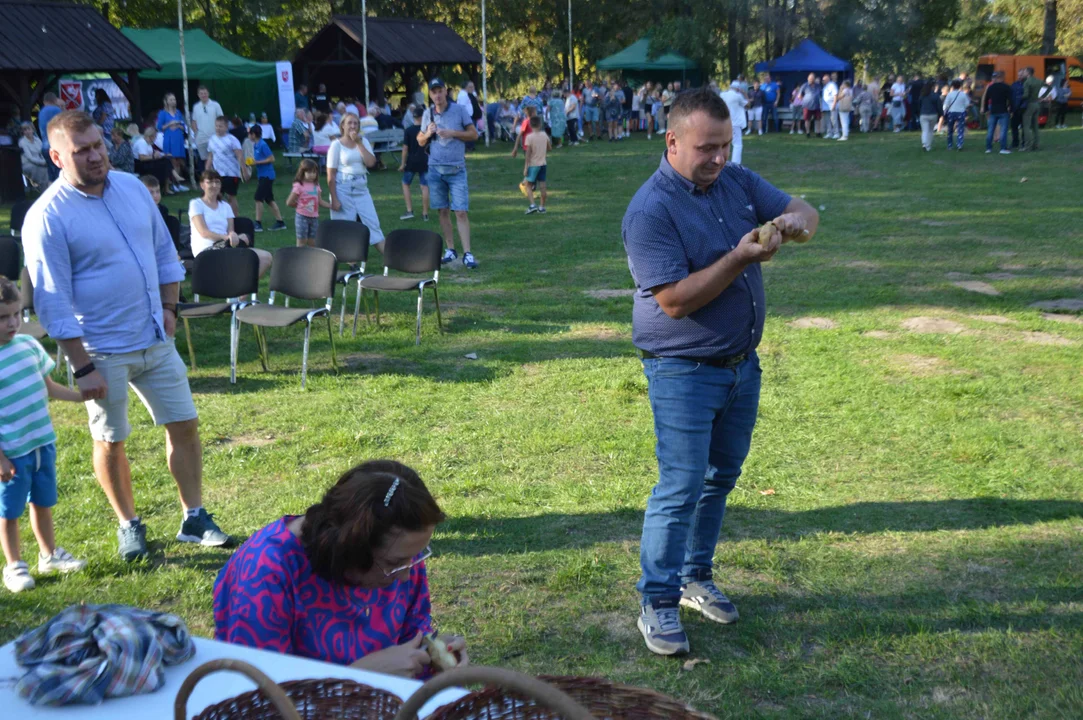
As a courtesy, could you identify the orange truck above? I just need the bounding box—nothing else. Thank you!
[976,54,1083,107]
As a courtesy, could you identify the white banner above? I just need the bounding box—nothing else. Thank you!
[276,61,295,131]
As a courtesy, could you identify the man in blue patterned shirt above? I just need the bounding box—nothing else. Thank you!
[622,86,819,656]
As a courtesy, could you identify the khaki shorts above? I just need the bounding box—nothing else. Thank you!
[86,342,197,442]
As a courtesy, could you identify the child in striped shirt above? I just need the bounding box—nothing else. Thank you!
[0,276,87,593]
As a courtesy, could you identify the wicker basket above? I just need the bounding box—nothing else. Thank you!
[174,658,404,720]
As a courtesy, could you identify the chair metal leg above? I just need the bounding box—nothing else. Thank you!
[415,289,424,346]
[301,321,311,389]
[326,314,338,371]
[352,279,364,337]
[182,317,197,369]
[229,312,239,384]
[254,325,270,371]
[374,291,380,326]
[67,360,73,390]
[338,284,347,336]
[432,285,443,332]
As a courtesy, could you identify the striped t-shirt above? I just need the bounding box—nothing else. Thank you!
[0,335,56,459]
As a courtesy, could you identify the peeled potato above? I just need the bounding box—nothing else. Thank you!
[422,633,459,671]
[757,221,777,245]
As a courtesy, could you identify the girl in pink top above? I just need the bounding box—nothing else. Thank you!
[286,159,330,247]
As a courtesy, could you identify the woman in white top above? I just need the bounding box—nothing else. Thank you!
[258,112,276,144]
[942,79,970,150]
[311,112,340,153]
[326,113,385,251]
[133,125,178,195]
[18,122,48,188]
[889,76,908,132]
[189,168,273,277]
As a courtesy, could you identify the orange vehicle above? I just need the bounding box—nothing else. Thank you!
[976,54,1083,108]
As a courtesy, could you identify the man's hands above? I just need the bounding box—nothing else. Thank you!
[771,212,811,243]
[735,228,781,266]
[1,455,15,482]
[75,369,108,402]
[350,632,431,678]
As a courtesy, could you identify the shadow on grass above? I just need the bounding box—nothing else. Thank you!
[437,499,1083,555]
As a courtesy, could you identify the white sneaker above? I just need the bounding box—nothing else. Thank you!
[4,562,35,592]
[38,547,87,575]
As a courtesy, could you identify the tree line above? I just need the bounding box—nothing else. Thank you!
[85,0,1081,93]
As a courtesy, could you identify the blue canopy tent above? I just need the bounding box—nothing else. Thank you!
[754,39,853,106]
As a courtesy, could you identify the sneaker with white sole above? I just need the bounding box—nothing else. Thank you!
[462,252,478,269]
[400,211,415,220]
[680,579,739,624]
[3,562,35,593]
[38,547,87,575]
[638,599,689,656]
[271,220,288,232]
[441,248,458,265]
[117,519,149,561]
[1000,150,1011,155]
[177,509,231,547]
[526,205,539,214]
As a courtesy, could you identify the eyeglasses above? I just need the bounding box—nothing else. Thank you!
[378,545,432,577]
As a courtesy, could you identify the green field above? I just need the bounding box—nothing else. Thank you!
[3,123,1082,719]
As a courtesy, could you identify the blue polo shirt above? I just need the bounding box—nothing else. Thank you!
[622,154,791,359]
[253,140,275,179]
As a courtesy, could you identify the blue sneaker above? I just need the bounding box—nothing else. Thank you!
[462,252,478,269]
[637,599,689,656]
[177,509,231,547]
[117,519,148,562]
[680,579,739,624]
[441,248,458,265]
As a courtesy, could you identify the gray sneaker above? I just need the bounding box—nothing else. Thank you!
[177,509,231,547]
[117,520,148,562]
[637,600,690,656]
[680,580,739,624]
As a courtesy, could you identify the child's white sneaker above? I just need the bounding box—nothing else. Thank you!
[4,562,35,592]
[38,547,87,575]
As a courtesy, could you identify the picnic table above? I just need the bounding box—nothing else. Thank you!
[0,635,468,718]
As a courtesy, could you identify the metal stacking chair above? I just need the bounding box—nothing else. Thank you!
[314,219,370,337]
[177,248,261,382]
[357,229,443,345]
[235,246,338,389]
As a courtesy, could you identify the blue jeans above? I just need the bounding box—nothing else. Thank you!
[765,104,779,132]
[946,111,966,148]
[985,113,1009,151]
[638,354,761,604]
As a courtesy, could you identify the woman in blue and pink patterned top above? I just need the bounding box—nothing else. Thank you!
[213,460,467,678]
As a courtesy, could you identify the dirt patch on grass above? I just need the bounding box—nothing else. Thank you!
[968,315,1014,325]
[447,275,484,284]
[583,611,637,641]
[988,251,1018,258]
[921,220,952,227]
[213,434,275,448]
[1030,299,1083,312]
[567,324,628,340]
[862,330,895,339]
[888,354,952,376]
[901,317,966,334]
[984,273,1020,281]
[843,260,880,271]
[1042,313,1083,325]
[952,280,1001,296]
[1018,331,1076,346]
[788,317,839,330]
[583,289,636,299]
[999,264,1027,271]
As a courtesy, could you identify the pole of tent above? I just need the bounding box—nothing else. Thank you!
[177,0,195,185]
[362,0,369,108]
[482,0,489,147]
[568,0,573,92]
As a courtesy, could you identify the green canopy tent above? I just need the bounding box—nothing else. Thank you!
[595,38,702,87]
[121,28,277,125]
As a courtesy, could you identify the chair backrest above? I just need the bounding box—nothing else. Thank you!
[19,266,34,312]
[383,229,443,275]
[165,215,182,250]
[234,216,256,246]
[0,237,20,282]
[269,246,337,300]
[315,219,370,266]
[190,248,261,300]
[9,200,32,236]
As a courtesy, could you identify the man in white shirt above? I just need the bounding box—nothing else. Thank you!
[457,84,473,114]
[719,81,748,165]
[821,74,839,139]
[889,76,908,132]
[191,85,224,164]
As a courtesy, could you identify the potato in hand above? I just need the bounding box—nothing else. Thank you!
[757,221,777,245]
[422,632,460,671]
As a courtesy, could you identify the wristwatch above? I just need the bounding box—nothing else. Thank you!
[162,303,178,316]
[73,362,96,379]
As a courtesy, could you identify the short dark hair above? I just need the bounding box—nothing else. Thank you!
[248,124,263,138]
[529,115,542,129]
[668,86,730,135]
[140,174,160,189]
[200,168,222,183]
[47,110,96,145]
[215,115,228,124]
[951,79,962,89]
[301,460,446,582]
[0,275,18,305]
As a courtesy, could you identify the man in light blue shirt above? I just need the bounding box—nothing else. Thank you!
[22,110,231,562]
[419,78,479,269]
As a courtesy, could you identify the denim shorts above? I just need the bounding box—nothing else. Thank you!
[582,106,600,123]
[0,443,57,519]
[402,171,429,187]
[427,165,469,212]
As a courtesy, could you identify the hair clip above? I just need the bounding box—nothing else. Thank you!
[383,477,401,507]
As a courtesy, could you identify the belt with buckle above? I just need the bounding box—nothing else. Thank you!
[638,349,748,369]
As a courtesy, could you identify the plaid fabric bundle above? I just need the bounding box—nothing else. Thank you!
[14,604,196,706]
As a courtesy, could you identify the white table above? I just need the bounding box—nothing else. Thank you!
[0,636,468,718]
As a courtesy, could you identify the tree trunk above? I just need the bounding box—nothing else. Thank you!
[1041,0,1057,54]
[727,7,740,81]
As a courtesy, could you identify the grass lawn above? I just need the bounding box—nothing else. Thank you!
[2,122,1082,719]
